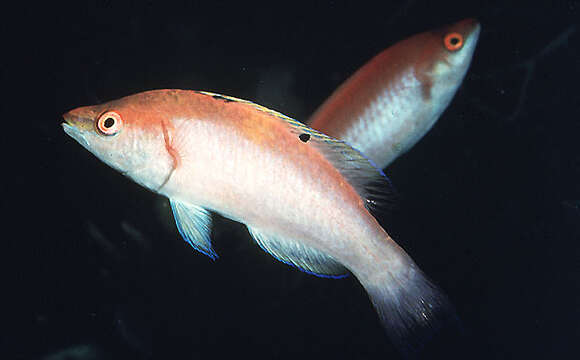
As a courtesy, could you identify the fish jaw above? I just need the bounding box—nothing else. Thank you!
[62,122,86,145]
[62,113,94,155]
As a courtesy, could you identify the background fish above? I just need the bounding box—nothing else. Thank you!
[309,18,480,169]
[62,89,456,355]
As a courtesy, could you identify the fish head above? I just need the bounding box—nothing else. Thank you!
[417,18,481,100]
[62,93,175,191]
[433,18,481,74]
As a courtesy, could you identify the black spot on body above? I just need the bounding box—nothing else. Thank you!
[299,133,311,142]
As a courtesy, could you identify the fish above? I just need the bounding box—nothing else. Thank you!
[309,18,481,169]
[62,89,455,355]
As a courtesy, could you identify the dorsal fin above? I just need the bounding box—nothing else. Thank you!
[196,91,394,210]
[281,116,394,210]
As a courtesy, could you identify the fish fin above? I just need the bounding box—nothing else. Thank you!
[247,226,348,278]
[282,117,395,211]
[359,263,459,357]
[170,199,216,259]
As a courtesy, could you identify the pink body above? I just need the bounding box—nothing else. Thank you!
[63,90,404,277]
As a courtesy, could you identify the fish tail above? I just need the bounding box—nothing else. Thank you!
[358,259,459,357]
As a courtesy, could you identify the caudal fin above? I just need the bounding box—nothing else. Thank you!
[360,262,459,357]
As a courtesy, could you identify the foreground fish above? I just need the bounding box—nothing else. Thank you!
[310,18,480,169]
[62,90,455,354]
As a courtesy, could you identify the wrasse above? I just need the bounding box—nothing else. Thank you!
[62,90,455,355]
[309,18,481,169]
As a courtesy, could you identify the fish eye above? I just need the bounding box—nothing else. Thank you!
[444,32,464,51]
[97,111,123,135]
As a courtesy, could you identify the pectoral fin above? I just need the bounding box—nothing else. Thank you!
[170,199,216,259]
[247,226,348,278]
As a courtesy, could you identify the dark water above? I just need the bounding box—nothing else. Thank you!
[2,1,579,359]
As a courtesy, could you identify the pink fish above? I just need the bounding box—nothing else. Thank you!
[310,19,480,169]
[62,90,455,354]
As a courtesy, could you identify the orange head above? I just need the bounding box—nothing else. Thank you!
[62,90,180,191]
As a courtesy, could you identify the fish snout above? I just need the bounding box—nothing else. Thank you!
[461,18,481,41]
[61,108,95,132]
[62,111,77,127]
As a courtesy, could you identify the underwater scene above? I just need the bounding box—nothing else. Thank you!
[1,1,578,359]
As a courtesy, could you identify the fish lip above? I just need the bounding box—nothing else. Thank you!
[461,17,481,30]
[62,120,92,151]
[465,18,482,41]
[453,18,481,43]
[471,22,482,40]
[61,112,78,135]
[61,121,75,134]
[458,19,481,53]
[62,120,81,140]
[61,111,86,135]
[62,111,76,126]
[61,112,87,144]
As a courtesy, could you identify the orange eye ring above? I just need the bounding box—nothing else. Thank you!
[97,111,123,135]
[444,32,464,51]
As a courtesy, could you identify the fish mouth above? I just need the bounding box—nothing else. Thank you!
[461,18,481,44]
[61,117,79,137]
[62,122,82,143]
[61,111,90,134]
[61,112,90,147]
[61,121,74,131]
[470,22,482,42]
[62,111,77,127]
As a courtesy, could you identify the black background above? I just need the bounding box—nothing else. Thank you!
[1,1,579,359]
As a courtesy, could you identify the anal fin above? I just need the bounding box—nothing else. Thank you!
[247,226,348,278]
[170,199,216,259]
